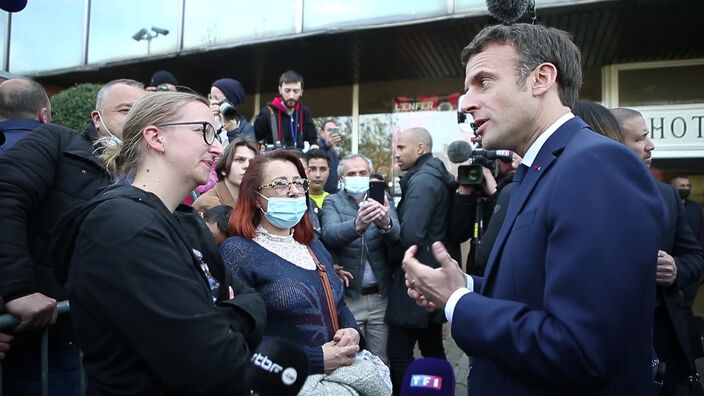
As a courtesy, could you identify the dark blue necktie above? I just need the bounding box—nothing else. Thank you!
[509,164,528,208]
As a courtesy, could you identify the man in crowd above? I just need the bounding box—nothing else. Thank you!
[90,79,148,145]
[387,127,457,393]
[403,23,664,394]
[321,153,400,364]
[306,148,332,212]
[145,70,178,92]
[671,175,704,249]
[611,108,704,395]
[317,118,342,193]
[253,70,318,150]
[209,78,255,142]
[0,78,146,394]
[0,78,51,153]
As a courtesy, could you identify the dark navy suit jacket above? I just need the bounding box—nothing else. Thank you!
[453,117,666,395]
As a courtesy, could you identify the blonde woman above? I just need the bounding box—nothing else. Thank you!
[51,92,265,395]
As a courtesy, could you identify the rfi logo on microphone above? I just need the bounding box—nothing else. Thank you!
[410,375,443,389]
[251,353,283,374]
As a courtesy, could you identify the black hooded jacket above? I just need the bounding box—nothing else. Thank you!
[51,185,266,395]
[385,153,459,327]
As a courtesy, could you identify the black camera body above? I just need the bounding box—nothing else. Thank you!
[219,101,238,120]
[457,155,494,186]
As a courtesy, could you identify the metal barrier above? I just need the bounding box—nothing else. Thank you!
[0,301,84,396]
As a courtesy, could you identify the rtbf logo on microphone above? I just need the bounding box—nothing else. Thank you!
[410,374,443,390]
[251,353,298,386]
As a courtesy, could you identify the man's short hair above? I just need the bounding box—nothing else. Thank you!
[338,153,373,177]
[95,79,144,112]
[0,78,50,120]
[320,118,338,131]
[461,23,582,109]
[278,70,304,88]
[203,205,233,236]
[404,127,433,153]
[305,148,329,166]
[610,108,643,131]
[670,175,690,187]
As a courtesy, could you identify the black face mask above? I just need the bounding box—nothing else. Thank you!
[678,188,691,200]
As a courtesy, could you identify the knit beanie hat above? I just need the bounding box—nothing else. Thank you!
[211,78,246,106]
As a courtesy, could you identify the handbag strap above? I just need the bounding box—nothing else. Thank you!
[307,246,339,333]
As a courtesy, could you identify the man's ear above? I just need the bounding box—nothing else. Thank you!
[38,107,50,124]
[143,125,165,153]
[90,110,101,129]
[532,62,558,97]
[278,85,284,96]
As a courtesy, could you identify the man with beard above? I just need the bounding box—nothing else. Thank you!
[253,70,318,150]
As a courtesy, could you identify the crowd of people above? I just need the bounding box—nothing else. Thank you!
[0,22,703,396]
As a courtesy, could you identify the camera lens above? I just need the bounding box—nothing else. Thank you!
[220,101,238,120]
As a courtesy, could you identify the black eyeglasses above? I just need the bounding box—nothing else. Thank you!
[156,121,217,145]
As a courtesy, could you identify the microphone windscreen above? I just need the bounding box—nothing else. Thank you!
[486,0,529,23]
[245,337,309,396]
[447,140,473,164]
[0,0,27,12]
[401,358,455,396]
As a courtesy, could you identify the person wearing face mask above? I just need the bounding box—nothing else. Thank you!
[209,78,255,143]
[0,78,145,395]
[672,175,704,250]
[193,137,258,215]
[220,149,363,375]
[320,154,400,364]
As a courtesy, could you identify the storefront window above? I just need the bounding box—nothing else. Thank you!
[303,0,446,31]
[88,0,179,64]
[183,0,297,49]
[9,0,83,73]
[619,65,704,107]
[0,11,6,70]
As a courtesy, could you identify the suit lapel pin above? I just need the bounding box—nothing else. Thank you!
[534,165,541,171]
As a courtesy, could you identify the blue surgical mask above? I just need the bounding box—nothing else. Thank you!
[258,193,308,229]
[344,176,370,196]
[97,111,123,147]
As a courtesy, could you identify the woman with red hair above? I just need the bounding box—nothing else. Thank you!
[221,149,363,375]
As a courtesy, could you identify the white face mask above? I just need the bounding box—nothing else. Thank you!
[96,111,122,147]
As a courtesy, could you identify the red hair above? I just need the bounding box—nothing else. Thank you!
[228,150,315,245]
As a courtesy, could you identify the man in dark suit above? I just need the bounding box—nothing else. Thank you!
[402,23,666,395]
[612,108,704,395]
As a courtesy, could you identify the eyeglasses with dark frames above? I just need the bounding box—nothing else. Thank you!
[257,178,310,196]
[156,121,217,145]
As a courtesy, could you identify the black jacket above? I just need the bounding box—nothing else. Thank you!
[654,181,704,372]
[51,185,266,395]
[447,175,514,276]
[321,190,400,298]
[386,153,458,327]
[253,100,317,149]
[0,123,111,350]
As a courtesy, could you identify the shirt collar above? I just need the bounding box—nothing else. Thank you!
[521,112,574,167]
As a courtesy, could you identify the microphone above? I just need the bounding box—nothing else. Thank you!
[447,140,514,163]
[401,358,455,396]
[486,0,531,24]
[447,140,474,163]
[245,337,309,396]
[0,0,27,12]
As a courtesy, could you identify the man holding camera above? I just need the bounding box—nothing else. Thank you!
[209,78,255,143]
[317,118,342,193]
[321,153,399,364]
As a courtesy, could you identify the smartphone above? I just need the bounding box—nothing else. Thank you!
[368,181,386,204]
